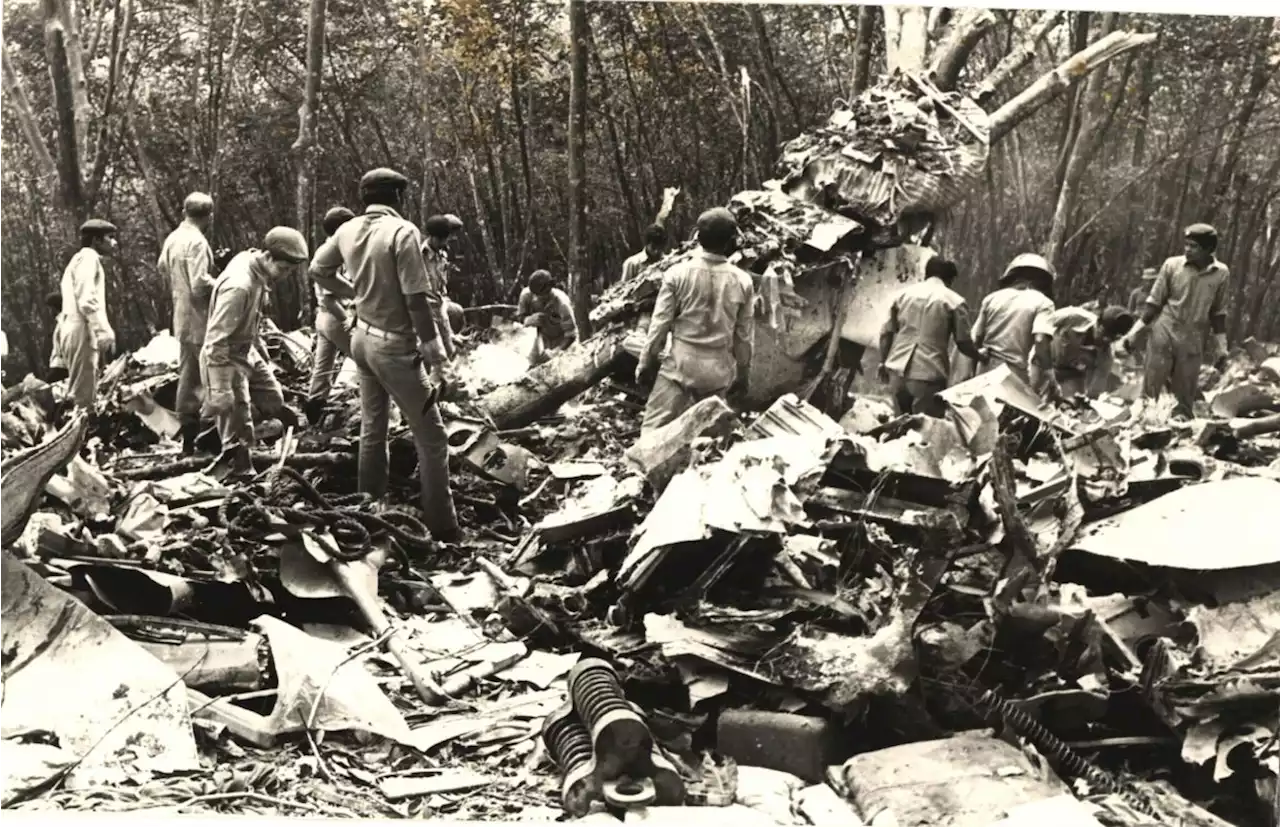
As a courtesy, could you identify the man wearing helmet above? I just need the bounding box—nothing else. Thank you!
[158,192,217,453]
[1117,223,1231,418]
[56,218,119,409]
[201,227,307,475]
[304,206,357,424]
[308,168,460,544]
[636,206,755,434]
[971,253,1057,386]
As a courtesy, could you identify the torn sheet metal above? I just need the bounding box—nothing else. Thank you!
[1070,477,1280,570]
[1185,591,1280,672]
[837,244,933,347]
[619,434,840,590]
[745,393,845,442]
[122,392,182,440]
[939,362,1068,429]
[1,551,200,788]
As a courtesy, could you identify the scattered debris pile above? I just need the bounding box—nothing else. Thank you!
[3,322,1279,824]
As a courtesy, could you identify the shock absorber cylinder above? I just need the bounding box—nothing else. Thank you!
[542,701,600,817]
[568,658,654,779]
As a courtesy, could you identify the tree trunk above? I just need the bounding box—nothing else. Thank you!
[988,29,1157,145]
[290,0,327,325]
[567,0,592,338]
[55,0,90,172]
[930,7,998,92]
[1045,14,1121,274]
[976,9,1063,102]
[1206,21,1274,218]
[477,329,631,429]
[41,0,87,230]
[208,0,248,208]
[850,4,878,95]
[883,5,929,75]
[1,46,61,192]
[124,109,174,237]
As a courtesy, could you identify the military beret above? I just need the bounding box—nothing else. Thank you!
[424,214,454,237]
[359,168,410,191]
[80,218,118,235]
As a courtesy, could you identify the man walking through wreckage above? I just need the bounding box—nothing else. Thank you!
[1115,223,1231,419]
[636,207,755,434]
[304,206,357,425]
[308,168,461,544]
[970,253,1057,385]
[55,219,119,411]
[158,192,217,454]
[877,256,984,418]
[200,228,306,476]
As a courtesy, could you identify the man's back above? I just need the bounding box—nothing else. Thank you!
[661,252,753,351]
[159,222,214,342]
[975,286,1055,370]
[326,206,427,334]
[884,278,965,382]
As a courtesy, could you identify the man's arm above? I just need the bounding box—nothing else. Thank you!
[639,272,679,375]
[1209,268,1230,363]
[203,287,244,369]
[322,294,347,324]
[950,301,983,362]
[1120,263,1171,352]
[516,288,533,319]
[554,290,579,344]
[72,253,114,345]
[732,279,756,386]
[393,227,446,363]
[188,240,217,305]
[877,299,898,366]
[1028,304,1057,396]
[308,237,356,299]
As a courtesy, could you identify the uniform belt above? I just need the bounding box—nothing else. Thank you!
[353,319,416,341]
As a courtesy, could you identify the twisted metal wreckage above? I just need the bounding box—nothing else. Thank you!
[4,34,1279,827]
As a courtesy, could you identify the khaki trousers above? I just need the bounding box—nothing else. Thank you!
[350,326,459,539]
[200,347,284,451]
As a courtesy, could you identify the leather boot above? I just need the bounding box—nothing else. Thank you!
[303,396,326,426]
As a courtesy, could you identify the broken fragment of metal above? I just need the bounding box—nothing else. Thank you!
[1068,477,1280,573]
[617,432,840,593]
[807,486,967,538]
[939,362,1068,431]
[1208,383,1279,419]
[444,418,534,491]
[1,409,88,548]
[625,395,739,491]
[107,615,271,693]
[188,615,416,749]
[1,550,201,789]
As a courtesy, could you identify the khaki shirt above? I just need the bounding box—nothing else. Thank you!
[880,277,973,383]
[517,286,578,345]
[158,220,215,344]
[59,247,113,339]
[1035,306,1100,371]
[309,205,434,337]
[640,250,755,393]
[622,250,658,283]
[972,286,1055,376]
[1147,255,1229,345]
[204,251,271,369]
[1127,285,1149,315]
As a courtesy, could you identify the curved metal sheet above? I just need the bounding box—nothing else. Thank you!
[1070,477,1280,570]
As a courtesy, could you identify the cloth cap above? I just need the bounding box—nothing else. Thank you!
[359,168,410,192]
[183,192,214,217]
[1141,267,1158,280]
[264,227,308,263]
[1183,223,1218,250]
[1098,306,1136,338]
[424,215,453,238]
[322,207,356,237]
[80,218,118,235]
